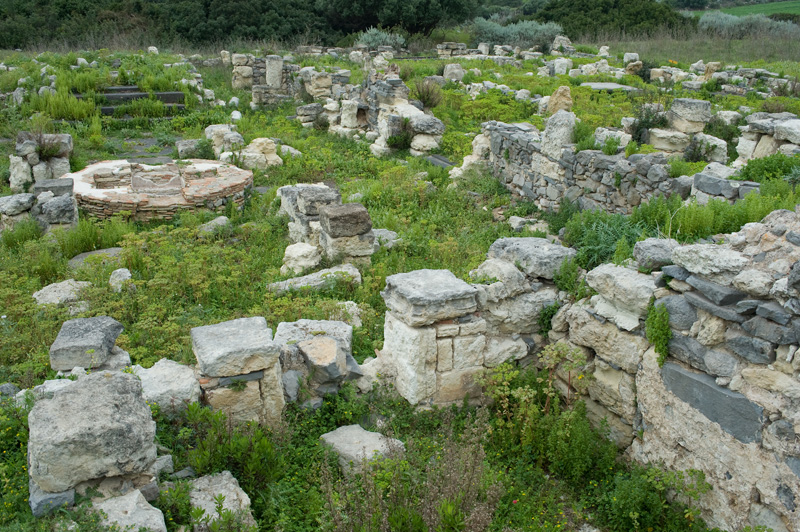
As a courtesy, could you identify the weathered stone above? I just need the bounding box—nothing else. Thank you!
[672,244,748,283]
[733,269,774,298]
[96,490,167,532]
[588,358,637,422]
[381,270,477,327]
[756,301,792,325]
[470,258,529,302]
[190,471,256,529]
[68,248,123,270]
[684,291,746,323]
[408,114,446,136]
[548,86,572,114]
[320,425,404,472]
[661,362,763,444]
[267,264,362,294]
[205,380,262,423]
[633,238,679,270]
[36,195,77,225]
[655,295,697,330]
[487,237,576,280]
[34,178,73,197]
[382,312,437,404]
[319,231,375,259]
[661,265,690,281]
[108,268,131,293]
[280,242,321,276]
[28,371,157,492]
[587,264,655,330]
[134,359,201,413]
[742,316,795,345]
[482,288,559,335]
[483,336,529,367]
[648,128,690,152]
[49,316,124,371]
[565,305,649,373]
[33,280,91,308]
[298,336,349,393]
[668,98,711,133]
[319,203,372,238]
[727,335,776,364]
[434,367,483,404]
[741,367,800,399]
[295,186,341,216]
[9,154,32,192]
[584,397,634,449]
[686,275,747,306]
[191,317,278,378]
[541,110,575,159]
[669,333,709,372]
[0,193,35,216]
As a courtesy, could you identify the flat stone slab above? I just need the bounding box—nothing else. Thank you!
[661,362,764,444]
[487,238,576,280]
[267,264,362,294]
[96,490,166,532]
[68,247,123,269]
[381,269,478,327]
[580,82,640,92]
[191,317,278,378]
[319,203,372,238]
[49,316,124,371]
[320,424,404,472]
[32,279,91,306]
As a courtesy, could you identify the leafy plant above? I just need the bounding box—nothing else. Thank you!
[601,136,621,156]
[412,80,443,109]
[553,257,592,300]
[646,299,671,367]
[738,153,800,183]
[386,118,414,150]
[537,302,561,336]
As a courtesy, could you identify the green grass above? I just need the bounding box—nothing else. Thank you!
[716,1,800,16]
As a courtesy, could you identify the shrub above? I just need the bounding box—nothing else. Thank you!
[537,0,687,38]
[542,197,580,234]
[601,136,621,156]
[470,17,563,51]
[668,156,707,178]
[386,118,414,149]
[412,80,443,109]
[24,89,97,121]
[553,257,592,300]
[537,302,561,336]
[631,97,668,145]
[646,299,671,367]
[738,153,800,183]
[699,12,800,40]
[704,115,741,161]
[1,217,42,251]
[563,209,647,269]
[573,120,597,152]
[355,27,406,49]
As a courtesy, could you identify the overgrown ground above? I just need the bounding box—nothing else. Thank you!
[1,46,800,531]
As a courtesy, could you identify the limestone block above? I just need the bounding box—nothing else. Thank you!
[565,305,649,373]
[752,135,783,159]
[190,471,256,528]
[483,336,529,367]
[481,288,559,335]
[9,155,32,192]
[668,98,711,133]
[281,242,322,275]
[191,317,278,378]
[672,244,748,283]
[134,358,201,413]
[548,86,572,114]
[586,264,655,331]
[267,264,361,294]
[49,316,124,371]
[319,231,375,259]
[320,425,404,472]
[205,380,262,423]
[381,270,478,327]
[453,335,486,369]
[541,110,575,159]
[96,490,167,532]
[319,203,372,238]
[434,367,483,404]
[648,128,690,152]
[382,312,437,404]
[487,237,576,280]
[588,358,637,422]
[28,372,157,492]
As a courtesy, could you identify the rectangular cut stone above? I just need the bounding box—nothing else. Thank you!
[686,275,746,306]
[34,178,73,197]
[319,203,372,238]
[319,231,375,259]
[727,335,776,364]
[295,186,341,215]
[453,335,486,369]
[264,55,284,89]
[661,362,763,443]
[191,317,278,377]
[588,359,637,423]
[433,368,483,404]
[436,339,454,371]
[742,316,796,345]
[487,238,576,280]
[205,380,262,423]
[435,323,460,337]
[458,317,487,335]
[661,265,690,281]
[383,312,437,404]
[381,270,478,327]
[49,317,124,371]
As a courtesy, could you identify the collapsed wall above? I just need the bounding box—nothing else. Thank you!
[378,215,800,530]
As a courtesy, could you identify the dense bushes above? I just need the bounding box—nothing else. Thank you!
[698,12,800,40]
[471,17,563,50]
[737,153,800,183]
[535,0,689,38]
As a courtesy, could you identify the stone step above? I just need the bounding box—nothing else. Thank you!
[77,91,185,104]
[99,104,185,116]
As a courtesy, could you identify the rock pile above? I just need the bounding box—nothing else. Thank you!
[9,132,73,193]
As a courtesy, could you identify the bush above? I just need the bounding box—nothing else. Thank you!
[601,136,621,156]
[738,153,800,183]
[668,156,707,178]
[553,257,592,300]
[537,0,688,38]
[563,209,647,269]
[355,27,406,49]
[412,80,443,109]
[386,118,414,149]
[646,299,671,367]
[699,12,800,40]
[470,17,563,51]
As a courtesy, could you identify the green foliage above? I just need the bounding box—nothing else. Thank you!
[563,209,647,269]
[612,236,633,265]
[553,257,592,300]
[386,118,414,150]
[601,135,621,156]
[412,79,443,109]
[470,17,563,50]
[738,153,800,183]
[1,217,42,251]
[355,27,405,49]
[542,197,581,234]
[699,11,800,40]
[573,120,597,152]
[704,115,741,161]
[632,97,669,145]
[537,301,561,336]
[668,156,708,178]
[24,89,97,121]
[537,0,688,38]
[646,299,671,367]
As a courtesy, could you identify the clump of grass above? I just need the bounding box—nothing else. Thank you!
[412,79,443,109]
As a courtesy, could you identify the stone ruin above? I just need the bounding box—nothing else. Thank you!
[67,159,252,221]
[0,178,78,234]
[8,132,73,193]
[448,100,800,215]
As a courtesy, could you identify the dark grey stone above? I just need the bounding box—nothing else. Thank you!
[777,484,795,512]
[684,291,746,323]
[735,300,761,315]
[218,370,264,387]
[787,456,800,479]
[170,466,196,480]
[282,370,302,403]
[726,335,776,364]
[633,238,678,270]
[295,186,341,216]
[425,154,454,168]
[757,301,792,325]
[694,173,737,198]
[33,179,73,197]
[686,275,747,306]
[49,316,124,371]
[704,349,740,378]
[786,231,800,247]
[662,265,690,281]
[661,362,763,444]
[669,333,708,372]
[671,175,694,199]
[0,383,20,397]
[68,247,123,269]
[789,262,800,293]
[656,296,697,330]
[29,479,74,517]
[319,203,372,238]
[742,316,796,345]
[36,195,76,224]
[770,419,796,441]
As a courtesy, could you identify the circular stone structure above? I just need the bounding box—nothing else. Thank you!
[70,160,252,221]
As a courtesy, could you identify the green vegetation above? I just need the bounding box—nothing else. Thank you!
[646,299,672,367]
[737,153,800,183]
[717,0,800,16]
